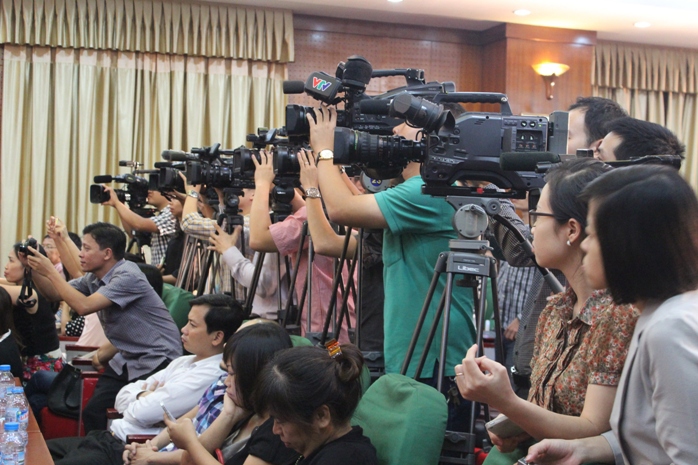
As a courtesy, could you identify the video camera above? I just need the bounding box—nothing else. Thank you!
[333,91,569,196]
[283,55,455,139]
[89,167,153,215]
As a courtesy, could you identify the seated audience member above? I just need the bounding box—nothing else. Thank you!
[24,222,182,432]
[454,159,639,465]
[46,294,243,465]
[249,151,355,343]
[2,242,62,380]
[594,116,685,162]
[255,343,377,465]
[525,166,698,465]
[0,287,23,378]
[164,323,300,465]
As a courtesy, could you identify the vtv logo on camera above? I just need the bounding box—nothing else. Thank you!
[312,77,333,92]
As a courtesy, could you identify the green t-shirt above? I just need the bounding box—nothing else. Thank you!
[374,176,476,377]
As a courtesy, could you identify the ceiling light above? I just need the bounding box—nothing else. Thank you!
[634,21,651,28]
[514,9,531,16]
[388,0,403,3]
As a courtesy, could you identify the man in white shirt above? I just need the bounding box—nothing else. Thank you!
[47,294,244,465]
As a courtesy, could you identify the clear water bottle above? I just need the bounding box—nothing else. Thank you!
[4,389,28,437]
[0,365,14,431]
[4,388,18,426]
[1,422,25,465]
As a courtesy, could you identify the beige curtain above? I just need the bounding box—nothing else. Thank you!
[0,0,294,62]
[0,44,287,258]
[592,42,698,188]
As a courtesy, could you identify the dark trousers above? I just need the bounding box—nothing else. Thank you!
[49,430,125,465]
[25,369,60,420]
[82,361,169,433]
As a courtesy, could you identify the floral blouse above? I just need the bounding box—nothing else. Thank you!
[528,288,639,416]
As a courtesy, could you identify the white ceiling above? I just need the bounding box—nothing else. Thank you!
[216,0,698,49]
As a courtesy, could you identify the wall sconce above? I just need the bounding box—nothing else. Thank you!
[532,63,570,100]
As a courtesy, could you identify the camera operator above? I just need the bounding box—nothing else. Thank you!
[308,105,475,431]
[248,150,355,343]
[101,186,176,266]
[593,116,685,162]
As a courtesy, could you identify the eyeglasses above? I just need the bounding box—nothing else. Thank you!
[528,210,556,227]
[42,244,57,250]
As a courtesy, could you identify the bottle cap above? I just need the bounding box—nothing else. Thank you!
[4,423,19,432]
[0,365,10,371]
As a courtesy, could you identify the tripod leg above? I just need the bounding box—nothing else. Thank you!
[436,272,456,392]
[400,253,448,376]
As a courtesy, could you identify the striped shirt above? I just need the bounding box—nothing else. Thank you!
[69,260,182,378]
[497,262,537,328]
[150,206,177,266]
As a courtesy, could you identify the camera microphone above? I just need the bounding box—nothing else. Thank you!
[94,175,115,184]
[359,98,391,115]
[500,152,560,172]
[162,150,196,162]
[283,80,306,94]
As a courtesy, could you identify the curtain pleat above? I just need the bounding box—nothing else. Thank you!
[0,44,287,257]
[0,0,294,62]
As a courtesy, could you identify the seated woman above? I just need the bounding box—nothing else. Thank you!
[526,165,698,464]
[164,322,300,465]
[454,159,640,464]
[255,343,377,465]
[2,242,62,380]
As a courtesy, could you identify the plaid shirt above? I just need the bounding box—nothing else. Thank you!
[160,373,227,452]
[497,261,537,328]
[150,206,177,266]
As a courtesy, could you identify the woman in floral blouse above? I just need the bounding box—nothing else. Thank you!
[454,159,639,465]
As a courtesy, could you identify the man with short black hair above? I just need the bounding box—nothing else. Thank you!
[567,97,628,153]
[26,221,183,432]
[595,116,685,161]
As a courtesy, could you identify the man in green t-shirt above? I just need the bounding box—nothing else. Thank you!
[308,105,476,431]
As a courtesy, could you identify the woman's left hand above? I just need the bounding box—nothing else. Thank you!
[164,415,197,450]
[299,149,319,191]
[454,344,517,410]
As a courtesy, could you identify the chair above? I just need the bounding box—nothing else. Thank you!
[352,373,447,465]
[40,370,101,439]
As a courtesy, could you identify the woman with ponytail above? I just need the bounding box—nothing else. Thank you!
[255,343,377,465]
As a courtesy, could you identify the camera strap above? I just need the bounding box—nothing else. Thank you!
[17,269,37,309]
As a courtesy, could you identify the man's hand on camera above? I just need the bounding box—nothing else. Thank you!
[307,105,337,153]
[100,185,119,207]
[208,223,241,255]
[178,171,200,194]
[25,246,59,277]
[299,149,319,190]
[252,150,275,189]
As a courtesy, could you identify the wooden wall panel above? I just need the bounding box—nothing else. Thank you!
[288,15,483,108]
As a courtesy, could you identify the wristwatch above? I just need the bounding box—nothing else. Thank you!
[317,149,334,162]
[304,187,322,199]
[188,190,200,199]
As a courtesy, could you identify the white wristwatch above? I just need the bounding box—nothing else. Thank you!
[317,149,334,161]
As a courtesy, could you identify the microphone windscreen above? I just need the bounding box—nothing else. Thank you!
[283,80,306,94]
[161,150,190,162]
[93,175,114,183]
[359,98,391,115]
[154,162,173,168]
[500,152,560,172]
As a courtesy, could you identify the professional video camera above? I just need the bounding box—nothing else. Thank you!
[283,55,455,138]
[148,161,186,193]
[89,166,152,215]
[333,91,569,195]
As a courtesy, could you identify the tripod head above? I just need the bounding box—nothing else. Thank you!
[271,177,297,223]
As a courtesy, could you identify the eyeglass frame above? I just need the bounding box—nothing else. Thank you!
[528,209,557,227]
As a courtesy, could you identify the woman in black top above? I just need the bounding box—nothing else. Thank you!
[166,322,300,465]
[2,243,61,380]
[0,287,23,378]
[255,343,377,465]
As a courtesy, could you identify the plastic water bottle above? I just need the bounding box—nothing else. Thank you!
[4,389,28,439]
[1,422,25,465]
[0,365,14,431]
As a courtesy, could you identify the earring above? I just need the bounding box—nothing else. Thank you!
[566,240,571,246]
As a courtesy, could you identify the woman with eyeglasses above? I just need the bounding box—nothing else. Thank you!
[524,165,698,465]
[454,158,640,465]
